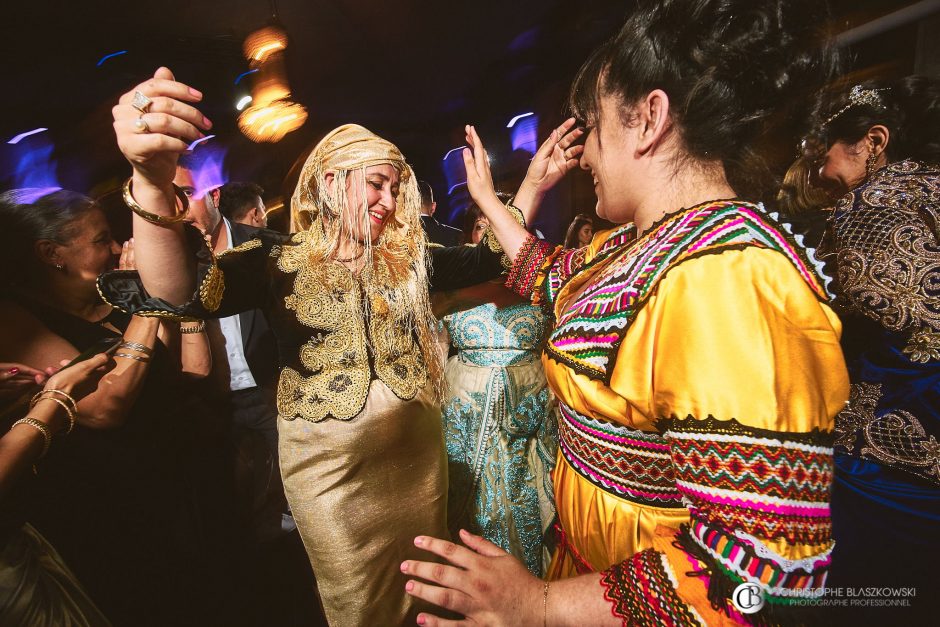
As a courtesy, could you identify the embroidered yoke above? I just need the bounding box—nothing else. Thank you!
[506,200,849,624]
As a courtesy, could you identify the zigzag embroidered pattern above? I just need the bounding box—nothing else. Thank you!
[557,403,684,508]
[543,201,828,382]
[600,549,702,627]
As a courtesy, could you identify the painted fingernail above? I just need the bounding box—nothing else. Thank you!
[8,367,19,375]
[405,581,414,592]
[202,116,212,129]
[400,561,409,572]
[414,536,424,546]
[189,87,203,98]
[417,615,426,625]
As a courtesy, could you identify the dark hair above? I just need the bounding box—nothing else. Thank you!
[569,0,839,198]
[418,181,434,212]
[218,181,265,221]
[460,192,512,245]
[564,213,594,248]
[812,75,940,166]
[0,189,99,286]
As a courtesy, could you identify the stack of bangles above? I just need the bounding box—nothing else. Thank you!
[123,177,190,225]
[12,388,79,465]
[114,340,153,363]
[180,320,206,334]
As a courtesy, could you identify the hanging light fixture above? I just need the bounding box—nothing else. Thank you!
[238,4,307,142]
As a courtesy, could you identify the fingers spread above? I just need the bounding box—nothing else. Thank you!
[401,559,465,589]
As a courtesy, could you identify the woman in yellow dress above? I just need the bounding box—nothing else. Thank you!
[402,1,849,624]
[101,69,505,626]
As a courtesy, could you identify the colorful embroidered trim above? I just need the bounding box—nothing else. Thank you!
[505,234,557,300]
[599,549,702,627]
[682,520,831,601]
[558,403,685,508]
[543,201,830,383]
[661,415,834,546]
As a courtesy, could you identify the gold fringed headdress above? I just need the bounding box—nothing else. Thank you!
[290,124,444,401]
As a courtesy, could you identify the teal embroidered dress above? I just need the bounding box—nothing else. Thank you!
[442,302,557,575]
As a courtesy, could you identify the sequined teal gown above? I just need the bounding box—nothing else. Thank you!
[442,302,557,575]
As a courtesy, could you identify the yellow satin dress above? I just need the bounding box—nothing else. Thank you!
[507,201,849,623]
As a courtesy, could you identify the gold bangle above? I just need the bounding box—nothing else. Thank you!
[542,581,550,627]
[114,352,151,363]
[29,396,75,436]
[118,340,154,356]
[123,177,190,225]
[31,390,77,435]
[180,320,206,334]
[12,417,53,458]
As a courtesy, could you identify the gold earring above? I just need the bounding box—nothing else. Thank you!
[866,151,879,179]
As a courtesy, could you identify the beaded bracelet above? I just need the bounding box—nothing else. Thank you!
[123,177,190,225]
[180,320,207,334]
[12,417,52,459]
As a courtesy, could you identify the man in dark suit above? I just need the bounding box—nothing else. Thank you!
[418,180,462,247]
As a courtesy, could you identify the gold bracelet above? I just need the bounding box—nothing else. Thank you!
[31,392,76,435]
[32,388,78,415]
[118,340,154,356]
[114,352,151,363]
[180,320,206,334]
[123,177,190,225]
[12,417,52,458]
[542,581,550,626]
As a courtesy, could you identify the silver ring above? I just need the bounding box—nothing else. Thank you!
[131,90,153,113]
[134,115,151,134]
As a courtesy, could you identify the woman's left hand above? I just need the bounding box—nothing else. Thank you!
[402,529,542,626]
[119,238,136,270]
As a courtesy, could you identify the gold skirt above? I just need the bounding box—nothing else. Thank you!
[278,379,448,627]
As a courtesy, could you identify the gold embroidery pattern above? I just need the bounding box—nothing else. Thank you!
[217,238,262,257]
[198,260,224,312]
[483,202,526,268]
[275,232,427,422]
[835,382,940,485]
[830,161,940,362]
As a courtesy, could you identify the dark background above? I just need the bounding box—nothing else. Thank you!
[1,0,937,241]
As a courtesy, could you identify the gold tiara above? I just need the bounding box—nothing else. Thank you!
[823,85,890,126]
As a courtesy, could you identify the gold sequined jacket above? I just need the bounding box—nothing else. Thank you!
[822,160,940,484]
[98,227,506,422]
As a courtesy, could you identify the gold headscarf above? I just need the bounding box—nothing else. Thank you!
[289,124,444,401]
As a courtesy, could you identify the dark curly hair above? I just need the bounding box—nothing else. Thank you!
[218,181,265,222]
[568,0,839,198]
[811,75,940,166]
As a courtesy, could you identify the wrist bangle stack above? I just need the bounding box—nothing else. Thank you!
[31,389,77,435]
[180,320,206,334]
[123,177,190,225]
[12,417,52,459]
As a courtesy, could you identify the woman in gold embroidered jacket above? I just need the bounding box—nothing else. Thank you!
[810,75,939,617]
[100,68,505,626]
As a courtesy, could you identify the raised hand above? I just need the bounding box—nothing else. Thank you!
[119,238,136,270]
[402,529,542,626]
[462,124,500,208]
[515,118,584,209]
[112,67,212,188]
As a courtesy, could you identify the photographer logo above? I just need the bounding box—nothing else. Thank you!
[732,582,765,614]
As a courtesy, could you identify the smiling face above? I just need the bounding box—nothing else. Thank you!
[333,163,400,245]
[579,94,639,223]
